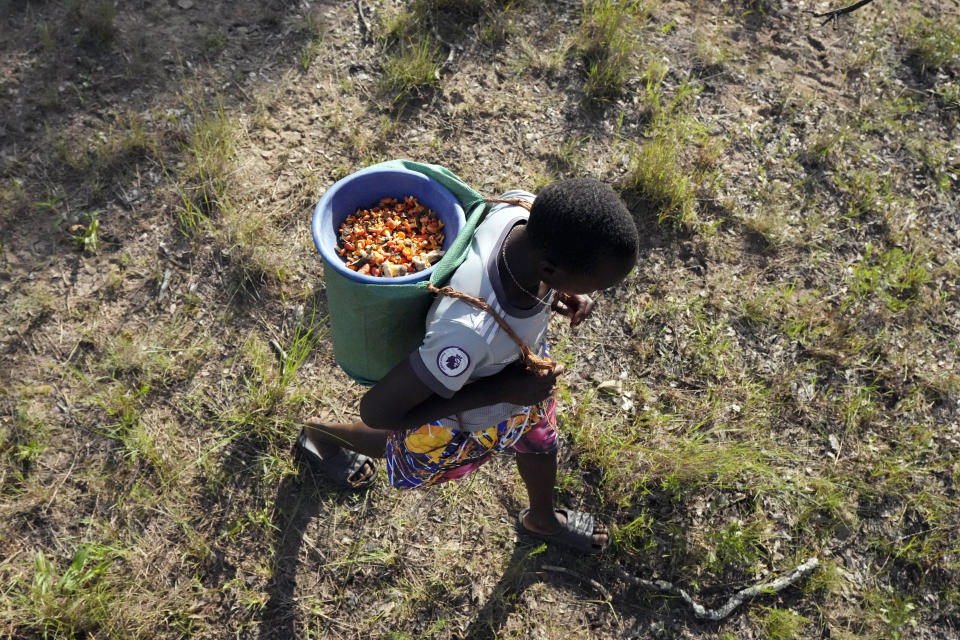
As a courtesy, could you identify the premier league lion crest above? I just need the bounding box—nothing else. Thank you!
[437,346,470,377]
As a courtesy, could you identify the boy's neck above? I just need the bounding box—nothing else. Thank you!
[498,225,551,309]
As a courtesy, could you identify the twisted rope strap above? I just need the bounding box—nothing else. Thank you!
[486,197,532,211]
[426,282,553,376]
[423,196,555,375]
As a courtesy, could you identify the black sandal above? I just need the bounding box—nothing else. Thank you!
[517,507,610,554]
[294,428,378,489]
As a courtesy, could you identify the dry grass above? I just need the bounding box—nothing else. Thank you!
[1,0,958,638]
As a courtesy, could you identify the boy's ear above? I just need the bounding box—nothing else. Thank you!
[537,259,557,279]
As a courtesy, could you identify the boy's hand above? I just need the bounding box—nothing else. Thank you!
[499,361,564,405]
[552,293,594,327]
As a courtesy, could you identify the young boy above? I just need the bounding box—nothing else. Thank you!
[297,177,639,553]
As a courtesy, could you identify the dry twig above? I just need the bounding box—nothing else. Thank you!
[806,0,878,27]
[612,557,820,620]
[269,338,287,375]
[157,268,172,302]
[355,0,371,43]
[429,21,460,78]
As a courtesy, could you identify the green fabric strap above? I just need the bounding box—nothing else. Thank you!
[393,159,488,287]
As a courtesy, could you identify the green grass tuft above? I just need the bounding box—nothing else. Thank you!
[68,0,116,49]
[904,16,960,71]
[619,71,709,229]
[848,244,931,312]
[170,95,236,236]
[7,544,122,638]
[380,37,442,102]
[577,0,653,102]
[753,606,812,640]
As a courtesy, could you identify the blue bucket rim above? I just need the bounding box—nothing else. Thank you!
[311,165,465,285]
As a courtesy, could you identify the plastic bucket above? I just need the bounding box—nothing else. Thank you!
[312,165,466,284]
[312,165,467,385]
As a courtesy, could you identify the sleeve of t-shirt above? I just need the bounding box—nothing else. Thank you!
[408,322,490,398]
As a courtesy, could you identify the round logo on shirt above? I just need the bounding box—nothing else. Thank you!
[437,346,470,377]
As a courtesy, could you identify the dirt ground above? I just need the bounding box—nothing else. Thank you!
[2,0,959,639]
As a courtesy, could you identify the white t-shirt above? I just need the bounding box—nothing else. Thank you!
[408,190,553,431]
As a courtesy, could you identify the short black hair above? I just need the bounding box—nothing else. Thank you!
[527,177,638,272]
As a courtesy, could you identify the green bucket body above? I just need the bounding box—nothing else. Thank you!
[312,160,488,386]
[323,269,433,386]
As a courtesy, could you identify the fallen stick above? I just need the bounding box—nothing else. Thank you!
[355,0,371,43]
[613,557,820,621]
[805,0,878,27]
[157,268,172,302]
[430,25,459,79]
[269,338,288,375]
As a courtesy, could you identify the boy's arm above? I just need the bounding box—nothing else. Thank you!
[359,357,562,431]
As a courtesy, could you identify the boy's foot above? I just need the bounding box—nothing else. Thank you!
[518,507,610,554]
[294,427,377,489]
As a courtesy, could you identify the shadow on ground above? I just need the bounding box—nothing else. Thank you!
[257,466,331,640]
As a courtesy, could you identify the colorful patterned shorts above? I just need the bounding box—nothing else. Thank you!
[385,398,558,489]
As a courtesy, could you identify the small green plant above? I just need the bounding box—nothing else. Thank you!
[753,606,811,640]
[99,332,173,384]
[299,39,322,71]
[908,137,957,193]
[97,381,150,443]
[13,438,45,465]
[71,210,102,253]
[217,204,292,297]
[0,177,30,224]
[799,122,849,169]
[279,302,327,388]
[803,558,848,597]
[477,1,519,45]
[35,20,56,56]
[935,82,960,109]
[619,67,709,229]
[1,402,50,492]
[548,135,590,175]
[171,94,236,235]
[622,134,697,228]
[10,280,56,324]
[694,31,731,70]
[379,6,418,43]
[705,519,763,575]
[511,36,571,76]
[865,586,918,640]
[858,95,923,137]
[615,509,656,555]
[833,169,893,220]
[201,29,227,58]
[234,336,287,423]
[838,384,879,431]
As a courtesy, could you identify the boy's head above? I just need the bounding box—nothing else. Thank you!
[527,178,638,295]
